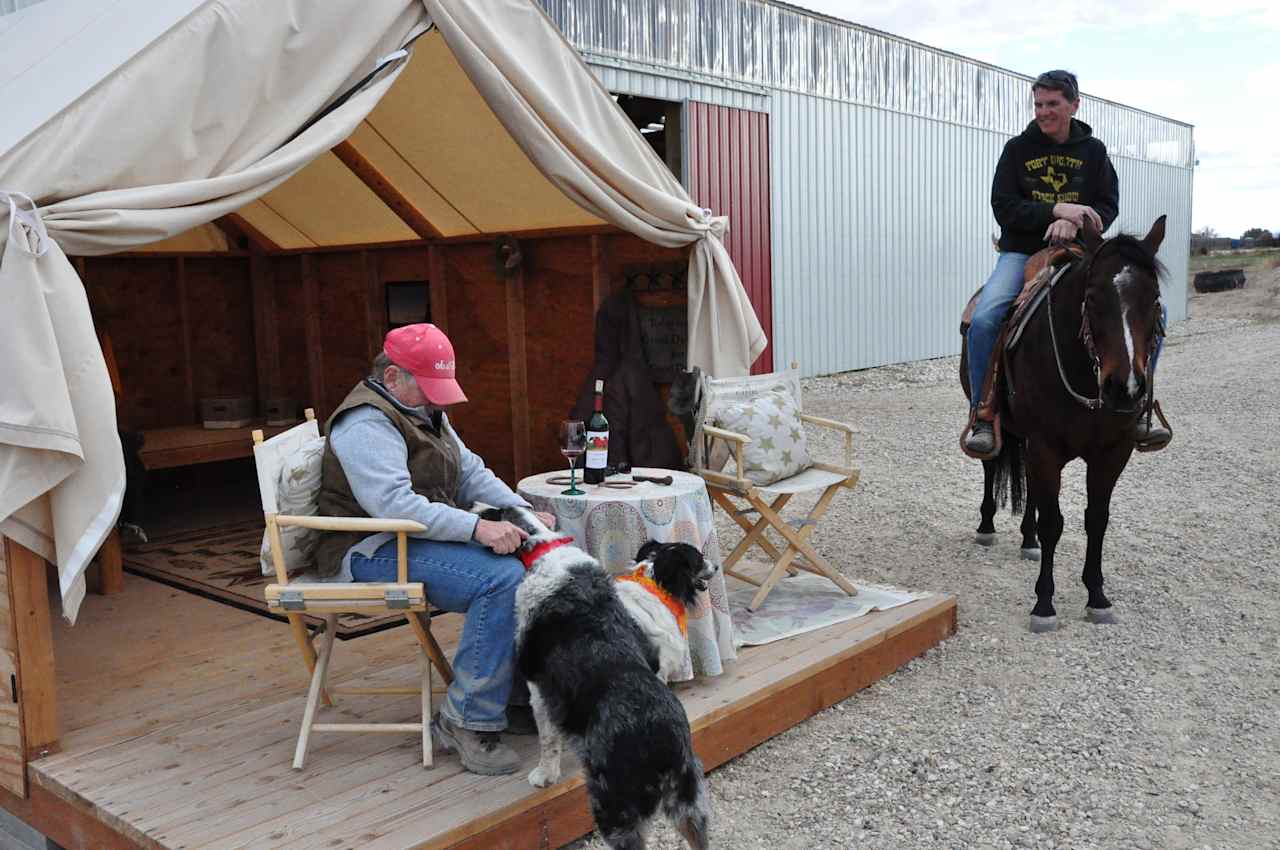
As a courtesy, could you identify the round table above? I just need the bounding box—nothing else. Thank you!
[517,467,736,680]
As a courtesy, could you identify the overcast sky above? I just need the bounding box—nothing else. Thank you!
[791,0,1273,238]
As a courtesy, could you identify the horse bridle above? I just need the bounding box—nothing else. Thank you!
[1045,245,1162,415]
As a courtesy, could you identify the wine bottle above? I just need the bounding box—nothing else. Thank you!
[584,379,609,484]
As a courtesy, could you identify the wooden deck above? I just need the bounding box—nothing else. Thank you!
[16,574,955,849]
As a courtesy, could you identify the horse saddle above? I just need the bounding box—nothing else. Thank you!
[960,242,1085,340]
[961,242,1085,424]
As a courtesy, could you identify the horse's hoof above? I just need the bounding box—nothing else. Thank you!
[975,532,996,546]
[1029,615,1058,633]
[1020,547,1041,561]
[1085,607,1118,625]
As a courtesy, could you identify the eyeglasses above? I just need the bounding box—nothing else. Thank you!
[1034,70,1078,101]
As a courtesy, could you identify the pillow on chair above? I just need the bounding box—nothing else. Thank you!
[713,389,811,486]
[260,435,327,576]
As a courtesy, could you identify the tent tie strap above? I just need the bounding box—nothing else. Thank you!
[0,191,50,257]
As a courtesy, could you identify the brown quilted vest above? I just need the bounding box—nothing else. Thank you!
[313,381,462,577]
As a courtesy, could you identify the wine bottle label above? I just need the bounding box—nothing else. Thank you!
[585,431,609,469]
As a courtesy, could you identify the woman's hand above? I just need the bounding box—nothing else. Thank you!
[473,519,528,555]
[534,511,557,530]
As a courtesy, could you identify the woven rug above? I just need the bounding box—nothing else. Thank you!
[122,520,411,639]
[729,572,930,647]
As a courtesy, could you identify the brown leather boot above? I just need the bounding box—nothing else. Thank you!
[1134,402,1172,452]
[963,420,997,459]
[432,713,521,775]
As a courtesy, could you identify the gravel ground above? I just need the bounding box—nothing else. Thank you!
[569,268,1280,850]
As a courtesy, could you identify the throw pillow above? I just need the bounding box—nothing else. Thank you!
[260,435,326,576]
[713,389,811,486]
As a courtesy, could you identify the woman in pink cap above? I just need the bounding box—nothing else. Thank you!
[314,323,555,776]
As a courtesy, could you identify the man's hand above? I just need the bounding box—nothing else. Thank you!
[1044,218,1079,245]
[1052,202,1103,232]
[534,511,557,530]
[474,519,528,555]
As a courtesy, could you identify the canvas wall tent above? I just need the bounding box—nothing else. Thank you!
[0,0,766,627]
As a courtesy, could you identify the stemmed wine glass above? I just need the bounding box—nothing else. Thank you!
[559,420,587,496]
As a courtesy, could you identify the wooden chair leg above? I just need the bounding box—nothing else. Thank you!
[288,613,332,707]
[293,615,337,770]
[712,489,791,568]
[407,611,454,686]
[746,486,855,611]
[421,655,433,768]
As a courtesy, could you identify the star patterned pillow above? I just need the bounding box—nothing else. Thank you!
[713,389,811,486]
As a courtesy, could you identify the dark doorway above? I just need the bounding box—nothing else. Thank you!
[613,93,682,181]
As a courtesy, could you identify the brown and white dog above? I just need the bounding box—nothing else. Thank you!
[615,540,715,683]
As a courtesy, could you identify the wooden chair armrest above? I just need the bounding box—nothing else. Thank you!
[799,413,854,434]
[799,414,856,469]
[276,515,427,534]
[702,424,751,444]
[696,467,754,495]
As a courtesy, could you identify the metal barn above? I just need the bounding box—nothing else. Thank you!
[544,0,1195,376]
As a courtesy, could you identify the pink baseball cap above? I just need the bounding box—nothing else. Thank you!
[383,323,468,405]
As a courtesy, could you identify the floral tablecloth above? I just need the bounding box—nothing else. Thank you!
[517,468,736,679]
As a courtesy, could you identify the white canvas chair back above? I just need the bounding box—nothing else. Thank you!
[253,415,321,516]
[691,365,803,472]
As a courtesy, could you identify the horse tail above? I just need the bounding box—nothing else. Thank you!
[990,429,1025,516]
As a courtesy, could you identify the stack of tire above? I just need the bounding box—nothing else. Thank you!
[1193,269,1246,293]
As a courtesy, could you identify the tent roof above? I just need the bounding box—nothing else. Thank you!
[2,5,605,254]
[231,31,603,251]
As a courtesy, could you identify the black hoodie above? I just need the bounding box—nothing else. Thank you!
[991,117,1119,255]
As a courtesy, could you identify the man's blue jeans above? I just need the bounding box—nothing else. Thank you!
[351,539,526,732]
[967,252,1030,410]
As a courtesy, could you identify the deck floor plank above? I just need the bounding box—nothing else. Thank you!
[28,567,954,850]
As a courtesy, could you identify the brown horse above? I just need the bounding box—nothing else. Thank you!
[960,216,1167,632]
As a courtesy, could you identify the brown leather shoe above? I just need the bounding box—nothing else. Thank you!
[1134,408,1172,452]
[963,420,997,458]
[432,714,521,775]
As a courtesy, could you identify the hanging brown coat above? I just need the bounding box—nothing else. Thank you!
[570,292,684,470]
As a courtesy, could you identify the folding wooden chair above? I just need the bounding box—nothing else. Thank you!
[253,409,454,769]
[689,365,861,611]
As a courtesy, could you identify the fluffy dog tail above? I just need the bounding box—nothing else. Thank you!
[665,758,710,850]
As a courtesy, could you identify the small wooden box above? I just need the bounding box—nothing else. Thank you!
[200,396,255,429]
[264,397,299,427]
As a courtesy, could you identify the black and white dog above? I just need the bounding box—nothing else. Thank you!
[484,505,711,850]
[616,540,716,683]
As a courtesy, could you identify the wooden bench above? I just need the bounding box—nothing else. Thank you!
[139,423,291,471]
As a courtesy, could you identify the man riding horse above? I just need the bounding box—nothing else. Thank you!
[963,69,1172,458]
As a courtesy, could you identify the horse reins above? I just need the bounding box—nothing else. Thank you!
[1045,244,1162,414]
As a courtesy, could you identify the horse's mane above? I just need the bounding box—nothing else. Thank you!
[1094,233,1166,282]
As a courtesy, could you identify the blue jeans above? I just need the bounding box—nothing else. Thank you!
[967,252,1030,410]
[351,539,526,732]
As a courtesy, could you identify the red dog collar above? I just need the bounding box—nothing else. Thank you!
[518,537,575,571]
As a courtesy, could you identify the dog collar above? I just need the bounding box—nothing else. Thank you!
[616,565,688,635]
[518,537,574,571]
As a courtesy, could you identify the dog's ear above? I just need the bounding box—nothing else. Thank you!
[635,540,662,563]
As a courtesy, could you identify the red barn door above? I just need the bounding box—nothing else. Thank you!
[685,101,773,374]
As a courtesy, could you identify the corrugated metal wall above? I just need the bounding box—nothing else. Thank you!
[768,93,1193,377]
[686,101,774,374]
[559,1,1196,378]
[0,0,46,14]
